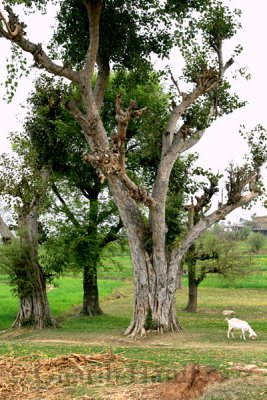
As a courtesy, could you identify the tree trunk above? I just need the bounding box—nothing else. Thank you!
[176,262,184,289]
[78,195,103,316]
[184,264,198,312]
[12,261,56,328]
[109,177,183,337]
[13,206,57,328]
[124,246,183,337]
[79,263,103,316]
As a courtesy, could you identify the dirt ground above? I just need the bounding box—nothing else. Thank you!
[23,330,267,353]
[0,353,226,400]
[1,318,267,399]
[1,347,267,400]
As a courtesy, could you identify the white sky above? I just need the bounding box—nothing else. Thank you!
[0,0,266,223]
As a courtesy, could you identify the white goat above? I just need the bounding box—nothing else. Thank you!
[225,318,257,340]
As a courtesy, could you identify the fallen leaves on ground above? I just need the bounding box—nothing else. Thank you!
[0,352,166,399]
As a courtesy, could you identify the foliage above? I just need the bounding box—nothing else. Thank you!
[235,225,251,241]
[0,240,36,297]
[48,0,209,69]
[210,223,251,241]
[4,45,29,103]
[247,232,266,253]
[185,230,251,283]
[1,0,267,334]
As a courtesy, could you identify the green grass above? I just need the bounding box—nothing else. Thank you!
[194,272,267,288]
[1,242,267,399]
[0,274,125,330]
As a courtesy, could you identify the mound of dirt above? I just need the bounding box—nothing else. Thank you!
[102,364,226,400]
[159,364,225,400]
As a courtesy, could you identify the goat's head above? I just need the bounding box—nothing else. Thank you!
[249,331,257,340]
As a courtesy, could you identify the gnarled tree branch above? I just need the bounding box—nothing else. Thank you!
[0,8,80,83]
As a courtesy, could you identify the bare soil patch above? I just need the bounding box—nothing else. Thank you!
[25,330,267,353]
[101,364,225,400]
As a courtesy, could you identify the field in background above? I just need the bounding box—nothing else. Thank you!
[0,241,267,399]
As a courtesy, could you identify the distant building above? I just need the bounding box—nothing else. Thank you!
[222,224,243,232]
[251,216,267,236]
[222,215,267,236]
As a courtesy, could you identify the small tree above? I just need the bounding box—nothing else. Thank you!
[247,232,266,253]
[184,230,250,312]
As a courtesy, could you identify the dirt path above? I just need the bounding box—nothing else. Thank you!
[21,332,267,352]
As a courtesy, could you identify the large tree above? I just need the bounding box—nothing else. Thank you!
[0,154,56,328]
[20,75,122,317]
[1,1,267,337]
[18,70,169,317]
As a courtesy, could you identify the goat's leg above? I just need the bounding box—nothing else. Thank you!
[242,329,246,340]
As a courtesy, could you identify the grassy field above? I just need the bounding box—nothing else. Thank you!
[0,247,267,399]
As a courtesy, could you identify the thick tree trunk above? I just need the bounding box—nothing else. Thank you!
[79,263,103,316]
[109,177,183,337]
[124,247,183,337]
[184,264,199,313]
[12,262,56,328]
[13,206,57,328]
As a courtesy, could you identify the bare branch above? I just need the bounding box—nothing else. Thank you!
[114,94,147,172]
[162,68,219,156]
[52,183,81,229]
[118,171,156,208]
[0,7,80,83]
[83,0,103,83]
[83,93,154,207]
[67,99,109,152]
[171,190,259,276]
[0,9,23,39]
[166,103,215,161]
[99,218,123,248]
[169,70,186,99]
[222,57,234,75]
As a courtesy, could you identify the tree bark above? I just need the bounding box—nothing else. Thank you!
[13,206,57,328]
[124,246,183,337]
[176,262,184,289]
[125,249,182,337]
[12,261,56,328]
[108,177,183,337]
[79,262,103,316]
[184,264,199,313]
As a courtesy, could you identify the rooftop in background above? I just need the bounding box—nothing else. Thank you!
[223,215,267,235]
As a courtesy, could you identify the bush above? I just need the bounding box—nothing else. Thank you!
[247,233,266,253]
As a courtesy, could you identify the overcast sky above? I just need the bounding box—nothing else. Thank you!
[0,1,266,222]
